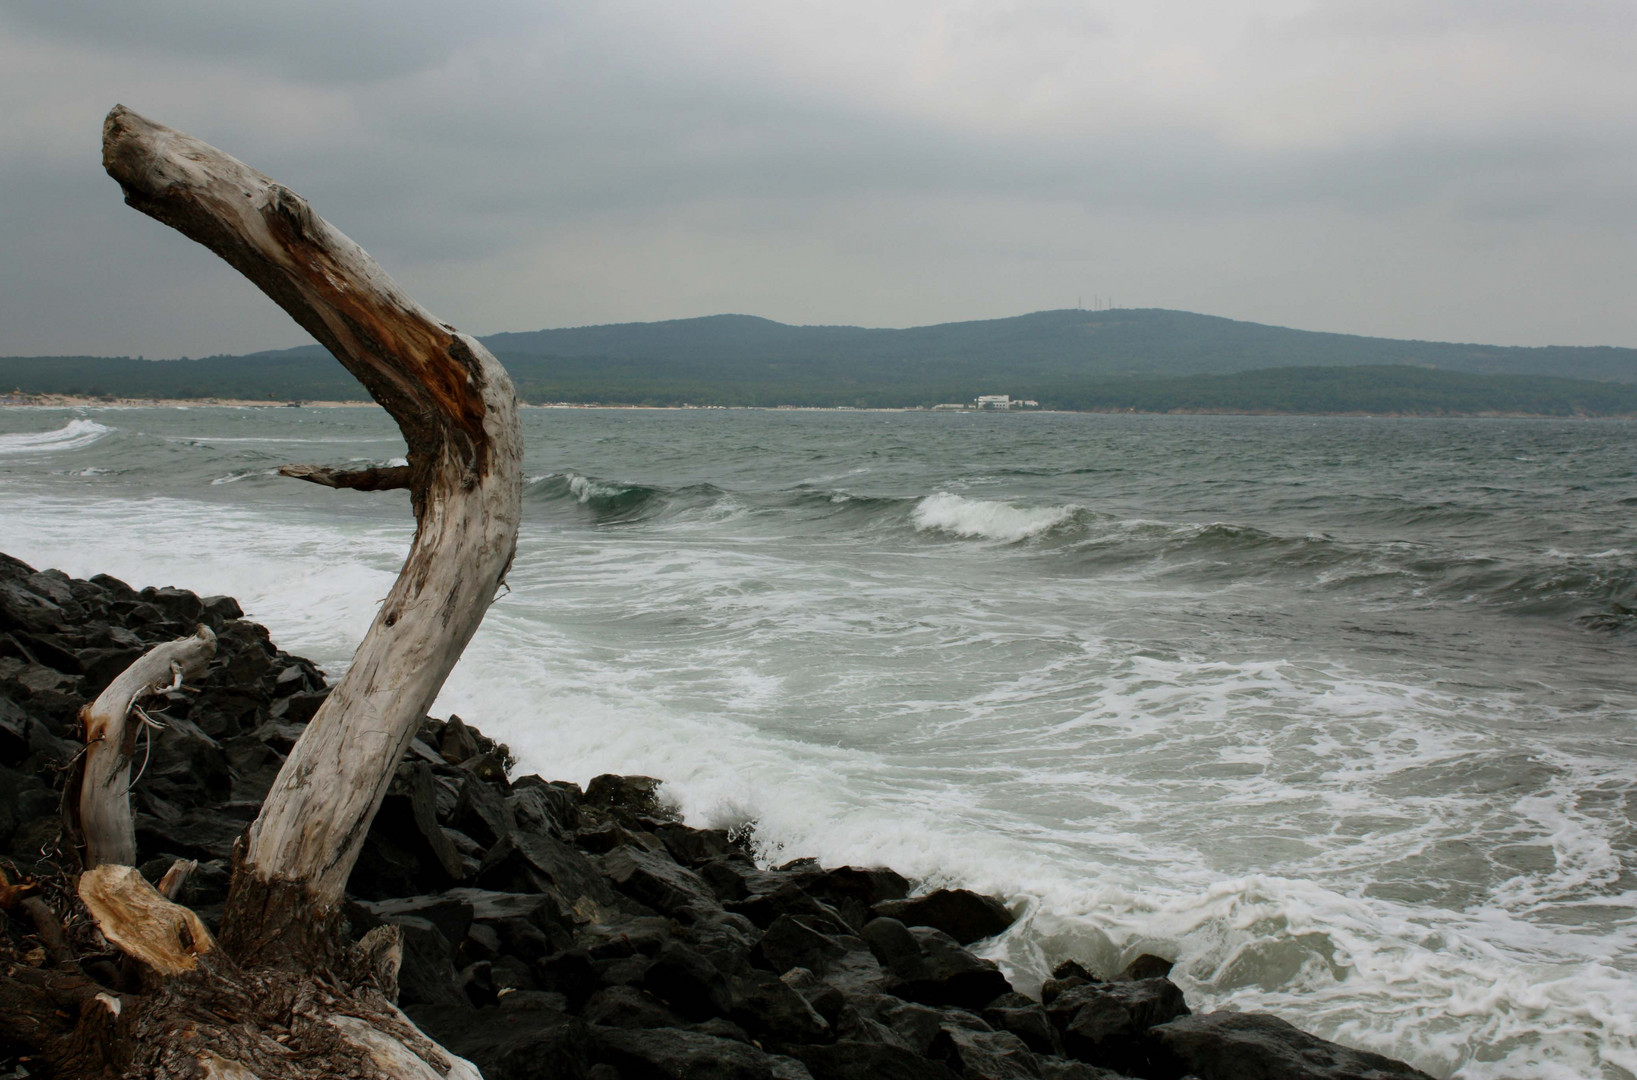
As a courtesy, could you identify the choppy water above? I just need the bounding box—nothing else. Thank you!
[2,406,1635,1079]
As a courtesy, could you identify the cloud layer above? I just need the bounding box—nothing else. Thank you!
[2,0,1632,355]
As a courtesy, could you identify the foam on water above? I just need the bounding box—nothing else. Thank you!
[913,491,1077,541]
[3,406,1634,1079]
[0,418,111,454]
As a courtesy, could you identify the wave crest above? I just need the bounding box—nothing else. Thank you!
[0,419,111,455]
[912,492,1078,542]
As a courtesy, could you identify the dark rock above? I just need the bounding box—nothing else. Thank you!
[0,579,65,633]
[585,774,679,823]
[452,774,514,848]
[874,999,989,1056]
[805,866,912,932]
[1041,977,1091,1006]
[983,994,1063,1056]
[729,969,833,1047]
[1145,1011,1438,1080]
[577,820,664,855]
[509,780,582,836]
[583,984,685,1029]
[142,586,203,623]
[461,921,503,965]
[929,1026,1043,1080]
[460,751,510,786]
[872,890,1016,946]
[729,881,855,935]
[377,760,473,884]
[862,918,1011,1010]
[795,1042,960,1080]
[476,829,618,921]
[582,914,675,959]
[223,734,285,802]
[458,960,499,1006]
[594,953,657,988]
[1120,955,1174,981]
[1052,960,1096,981]
[642,940,733,1021]
[144,714,232,809]
[409,1000,591,1080]
[594,1025,774,1080]
[0,696,30,766]
[268,689,328,725]
[782,967,847,1026]
[354,894,476,946]
[653,822,738,867]
[440,714,483,764]
[536,947,599,1009]
[493,955,538,995]
[78,646,148,695]
[391,916,465,1006]
[200,595,243,622]
[770,1056,818,1080]
[758,915,855,977]
[134,809,245,862]
[601,846,717,916]
[1050,978,1189,1074]
[1035,1062,1126,1080]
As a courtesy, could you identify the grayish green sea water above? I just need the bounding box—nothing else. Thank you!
[2,406,1635,1078]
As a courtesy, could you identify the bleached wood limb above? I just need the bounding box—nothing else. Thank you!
[157,858,198,900]
[78,865,215,977]
[76,625,216,869]
[102,105,524,968]
[278,463,412,491]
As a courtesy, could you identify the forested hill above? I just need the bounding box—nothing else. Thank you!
[477,309,1637,383]
[4,308,1636,414]
[232,308,1636,382]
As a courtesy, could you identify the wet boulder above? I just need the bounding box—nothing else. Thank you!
[1048,978,1189,1074]
[729,969,833,1048]
[794,1042,960,1080]
[928,1025,1043,1080]
[983,993,1063,1056]
[593,1025,774,1080]
[862,917,1011,1010]
[1144,1011,1438,1080]
[601,846,718,917]
[410,999,591,1080]
[871,889,1016,946]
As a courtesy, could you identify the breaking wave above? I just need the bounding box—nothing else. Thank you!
[912,492,1080,542]
[0,419,111,454]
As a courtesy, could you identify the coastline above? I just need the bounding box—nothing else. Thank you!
[1,393,1626,419]
[0,554,1441,1080]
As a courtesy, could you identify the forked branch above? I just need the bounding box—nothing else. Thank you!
[102,105,524,969]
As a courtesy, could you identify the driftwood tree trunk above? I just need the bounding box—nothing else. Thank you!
[0,106,522,1078]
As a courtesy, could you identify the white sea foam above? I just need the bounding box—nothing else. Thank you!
[565,471,630,503]
[913,491,1076,541]
[5,407,1636,1079]
[0,419,110,454]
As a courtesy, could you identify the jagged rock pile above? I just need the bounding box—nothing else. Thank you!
[0,555,1435,1080]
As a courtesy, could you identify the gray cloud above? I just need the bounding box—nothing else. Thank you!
[0,0,1631,355]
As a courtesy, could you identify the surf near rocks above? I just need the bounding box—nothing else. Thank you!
[0,554,1435,1080]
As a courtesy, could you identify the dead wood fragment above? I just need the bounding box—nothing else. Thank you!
[78,865,215,978]
[74,625,217,869]
[278,463,413,491]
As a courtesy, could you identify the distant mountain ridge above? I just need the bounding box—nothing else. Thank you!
[245,308,1637,383]
[4,309,1636,414]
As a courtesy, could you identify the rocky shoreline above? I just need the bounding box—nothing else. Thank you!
[0,554,1436,1080]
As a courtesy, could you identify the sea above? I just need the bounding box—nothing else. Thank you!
[1,405,1634,1079]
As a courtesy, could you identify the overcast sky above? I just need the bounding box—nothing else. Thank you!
[2,1,1632,356]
